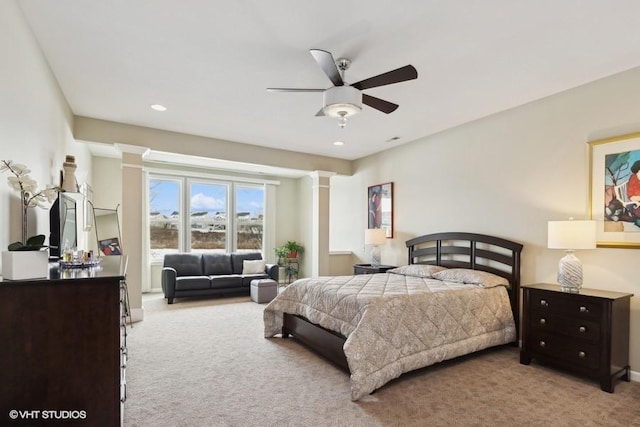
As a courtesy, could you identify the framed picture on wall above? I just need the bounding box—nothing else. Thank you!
[367,182,393,238]
[588,132,640,248]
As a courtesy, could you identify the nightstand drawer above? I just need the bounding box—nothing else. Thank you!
[529,290,601,319]
[529,310,601,342]
[529,331,600,370]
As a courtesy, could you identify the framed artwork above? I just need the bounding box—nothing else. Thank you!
[99,237,122,255]
[588,132,640,248]
[367,182,393,238]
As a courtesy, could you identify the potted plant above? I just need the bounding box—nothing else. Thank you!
[284,240,304,259]
[1,160,58,280]
[274,246,290,266]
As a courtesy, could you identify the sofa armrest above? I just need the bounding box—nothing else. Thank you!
[265,263,279,282]
[161,267,177,300]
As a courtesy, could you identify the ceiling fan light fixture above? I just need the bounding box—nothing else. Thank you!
[322,86,362,118]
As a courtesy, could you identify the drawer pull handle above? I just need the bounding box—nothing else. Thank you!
[540,299,548,307]
[578,326,586,333]
[578,351,586,359]
[539,318,546,325]
[579,306,588,313]
[539,341,546,348]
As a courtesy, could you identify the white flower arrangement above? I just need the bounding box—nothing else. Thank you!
[1,160,59,249]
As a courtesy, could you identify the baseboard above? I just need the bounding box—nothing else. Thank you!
[129,307,144,323]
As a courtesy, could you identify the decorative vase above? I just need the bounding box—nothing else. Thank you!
[61,155,78,192]
[1,250,49,280]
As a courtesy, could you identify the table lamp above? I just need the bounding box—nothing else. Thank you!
[547,219,596,293]
[364,228,387,267]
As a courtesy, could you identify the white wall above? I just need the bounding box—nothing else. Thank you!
[0,0,89,270]
[330,65,640,374]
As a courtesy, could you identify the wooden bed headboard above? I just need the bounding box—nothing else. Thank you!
[405,232,524,338]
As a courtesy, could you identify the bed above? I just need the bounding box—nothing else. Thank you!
[264,232,523,400]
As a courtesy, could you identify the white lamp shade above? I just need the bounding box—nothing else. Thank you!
[365,228,387,245]
[548,220,596,250]
[323,86,362,117]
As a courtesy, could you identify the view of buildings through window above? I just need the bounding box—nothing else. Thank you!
[149,176,265,260]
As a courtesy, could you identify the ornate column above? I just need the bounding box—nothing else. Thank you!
[309,171,335,276]
[116,144,149,322]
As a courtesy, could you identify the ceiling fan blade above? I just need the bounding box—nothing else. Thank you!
[362,94,398,114]
[310,49,344,87]
[266,88,325,92]
[351,65,417,90]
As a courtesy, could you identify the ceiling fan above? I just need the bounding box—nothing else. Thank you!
[267,49,418,128]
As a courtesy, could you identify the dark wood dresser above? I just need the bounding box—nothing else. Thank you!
[0,256,128,426]
[520,283,633,392]
[353,264,396,274]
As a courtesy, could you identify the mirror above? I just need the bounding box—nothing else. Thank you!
[92,205,123,256]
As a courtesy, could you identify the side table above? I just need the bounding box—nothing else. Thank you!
[353,264,396,275]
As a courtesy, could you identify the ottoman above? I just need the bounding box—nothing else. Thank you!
[250,278,277,303]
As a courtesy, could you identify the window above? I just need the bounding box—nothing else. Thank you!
[148,174,266,260]
[189,182,228,253]
[235,185,264,252]
[149,178,181,260]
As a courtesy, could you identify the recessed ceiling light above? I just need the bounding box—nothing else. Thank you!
[150,104,167,111]
[333,141,344,146]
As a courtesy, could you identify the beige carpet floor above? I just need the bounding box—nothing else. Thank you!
[123,293,640,427]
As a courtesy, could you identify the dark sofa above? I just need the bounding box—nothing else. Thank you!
[161,252,278,304]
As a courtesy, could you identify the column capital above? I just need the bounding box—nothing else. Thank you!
[115,143,150,157]
[308,170,336,180]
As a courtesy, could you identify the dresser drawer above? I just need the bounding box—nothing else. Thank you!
[529,310,601,342]
[529,289,601,319]
[529,331,600,370]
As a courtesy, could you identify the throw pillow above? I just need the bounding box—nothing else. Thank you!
[387,264,447,278]
[243,259,265,274]
[432,268,509,288]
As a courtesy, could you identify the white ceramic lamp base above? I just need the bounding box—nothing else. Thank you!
[557,251,583,293]
[370,245,381,267]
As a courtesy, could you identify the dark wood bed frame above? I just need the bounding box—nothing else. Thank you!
[282,232,524,373]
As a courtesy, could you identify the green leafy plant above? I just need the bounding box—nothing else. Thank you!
[284,241,304,258]
[8,234,47,251]
[274,246,290,259]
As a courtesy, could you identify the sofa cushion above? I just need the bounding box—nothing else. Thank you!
[175,276,210,291]
[231,252,262,274]
[210,275,243,289]
[203,253,233,275]
[241,273,269,286]
[163,254,203,277]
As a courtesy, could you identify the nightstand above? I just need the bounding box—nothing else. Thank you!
[520,283,633,392]
[353,264,396,275]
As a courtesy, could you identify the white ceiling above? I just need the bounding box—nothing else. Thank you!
[18,0,640,161]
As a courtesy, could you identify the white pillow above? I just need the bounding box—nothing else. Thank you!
[387,264,447,278]
[242,259,265,274]
[432,268,509,288]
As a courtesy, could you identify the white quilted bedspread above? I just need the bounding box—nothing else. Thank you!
[263,272,516,400]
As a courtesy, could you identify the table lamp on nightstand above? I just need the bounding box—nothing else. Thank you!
[547,219,596,293]
[365,228,387,267]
